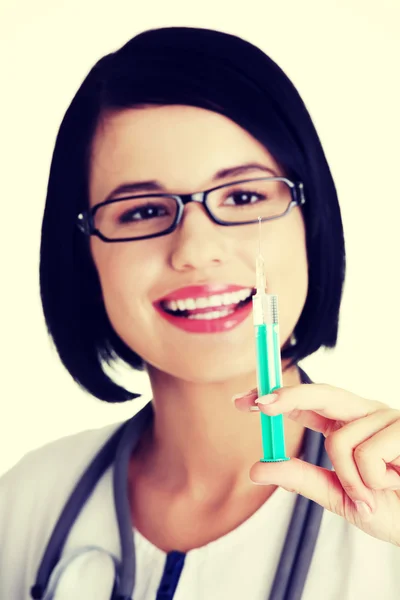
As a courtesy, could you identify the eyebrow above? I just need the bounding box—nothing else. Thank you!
[103,163,278,201]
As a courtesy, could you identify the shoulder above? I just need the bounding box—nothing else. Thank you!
[0,419,126,598]
[0,419,123,492]
[0,419,125,524]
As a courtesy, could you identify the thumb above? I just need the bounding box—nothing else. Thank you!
[250,458,344,516]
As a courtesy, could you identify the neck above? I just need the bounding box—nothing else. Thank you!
[133,363,305,503]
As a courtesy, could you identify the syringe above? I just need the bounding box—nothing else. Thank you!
[252,217,290,463]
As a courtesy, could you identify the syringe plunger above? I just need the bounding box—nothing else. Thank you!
[252,293,279,325]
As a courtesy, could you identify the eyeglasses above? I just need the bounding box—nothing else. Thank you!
[77,177,305,243]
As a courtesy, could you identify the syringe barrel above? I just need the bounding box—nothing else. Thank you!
[252,293,279,326]
[252,294,288,462]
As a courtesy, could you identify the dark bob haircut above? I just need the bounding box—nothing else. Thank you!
[39,26,345,403]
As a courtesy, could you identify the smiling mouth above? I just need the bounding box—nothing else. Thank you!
[158,288,256,320]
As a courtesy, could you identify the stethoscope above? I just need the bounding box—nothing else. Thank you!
[30,368,331,600]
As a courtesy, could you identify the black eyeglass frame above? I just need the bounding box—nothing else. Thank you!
[77,176,306,243]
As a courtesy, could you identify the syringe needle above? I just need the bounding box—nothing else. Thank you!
[256,216,266,294]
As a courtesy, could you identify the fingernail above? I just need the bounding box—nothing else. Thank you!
[231,389,257,403]
[354,501,372,518]
[256,393,279,405]
[249,406,260,412]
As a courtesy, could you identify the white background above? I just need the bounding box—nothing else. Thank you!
[0,0,399,476]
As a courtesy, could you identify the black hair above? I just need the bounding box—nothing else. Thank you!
[39,26,345,402]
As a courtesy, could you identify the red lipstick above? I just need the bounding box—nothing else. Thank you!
[153,284,254,334]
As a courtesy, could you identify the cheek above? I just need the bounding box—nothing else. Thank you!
[268,219,308,337]
[264,215,307,281]
[279,228,307,283]
[91,242,155,322]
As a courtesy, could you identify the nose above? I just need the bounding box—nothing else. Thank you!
[169,204,230,273]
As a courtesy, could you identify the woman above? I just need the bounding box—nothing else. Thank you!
[1,26,399,600]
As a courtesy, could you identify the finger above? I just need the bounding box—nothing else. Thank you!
[354,417,400,490]
[232,388,258,411]
[267,407,340,437]
[234,387,347,435]
[324,409,400,508]
[233,389,329,427]
[257,384,386,423]
[250,457,353,519]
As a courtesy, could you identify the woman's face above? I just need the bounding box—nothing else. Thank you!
[89,105,308,383]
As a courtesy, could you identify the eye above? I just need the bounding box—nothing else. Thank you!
[224,190,266,206]
[118,203,169,223]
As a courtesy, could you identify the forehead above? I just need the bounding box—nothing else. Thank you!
[89,105,281,203]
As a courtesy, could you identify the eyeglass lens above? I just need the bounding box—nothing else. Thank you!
[93,179,293,240]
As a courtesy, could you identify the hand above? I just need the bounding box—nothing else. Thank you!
[233,383,400,546]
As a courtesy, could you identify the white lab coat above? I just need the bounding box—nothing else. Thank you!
[1,416,399,599]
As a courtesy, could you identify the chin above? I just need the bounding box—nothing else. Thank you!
[152,351,257,385]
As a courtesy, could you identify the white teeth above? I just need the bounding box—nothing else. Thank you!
[177,300,187,311]
[184,298,197,310]
[188,308,235,320]
[209,294,223,307]
[163,288,253,312]
[196,297,209,309]
[239,289,252,301]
